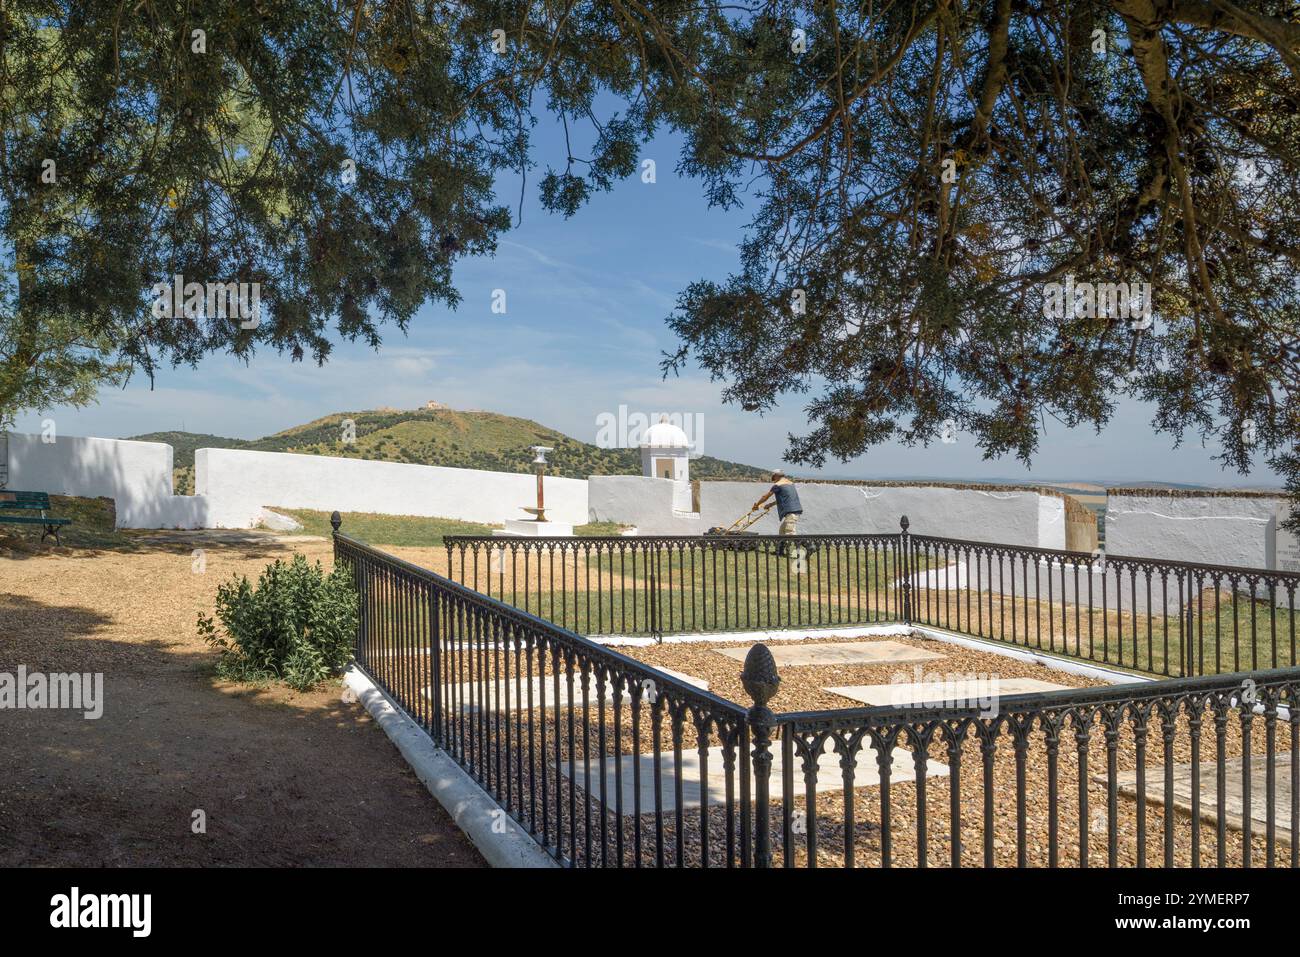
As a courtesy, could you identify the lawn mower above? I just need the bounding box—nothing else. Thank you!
[704,502,818,557]
[705,502,773,537]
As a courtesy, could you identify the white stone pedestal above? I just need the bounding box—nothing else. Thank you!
[495,519,574,537]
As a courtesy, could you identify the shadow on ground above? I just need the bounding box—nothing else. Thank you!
[0,589,483,867]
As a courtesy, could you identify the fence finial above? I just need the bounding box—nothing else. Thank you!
[741,643,780,710]
[900,514,909,532]
[741,642,780,868]
[330,511,342,534]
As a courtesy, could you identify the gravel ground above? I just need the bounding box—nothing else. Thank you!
[0,534,482,867]
[623,630,1107,712]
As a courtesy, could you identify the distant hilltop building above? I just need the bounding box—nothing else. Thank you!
[425,400,447,410]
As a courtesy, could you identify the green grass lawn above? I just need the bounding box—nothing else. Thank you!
[905,585,1300,676]
[439,537,1299,675]
[288,508,627,547]
[480,583,900,636]
[1197,596,1300,673]
[450,540,906,635]
[283,508,497,546]
[574,521,628,537]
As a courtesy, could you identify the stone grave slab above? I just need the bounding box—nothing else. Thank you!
[1106,754,1293,844]
[561,741,949,815]
[422,668,707,713]
[826,676,1067,708]
[713,640,944,667]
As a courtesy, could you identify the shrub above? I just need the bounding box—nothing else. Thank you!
[198,554,358,691]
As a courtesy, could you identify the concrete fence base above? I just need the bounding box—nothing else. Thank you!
[343,664,558,868]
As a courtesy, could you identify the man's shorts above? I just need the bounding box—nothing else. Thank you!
[779,512,800,536]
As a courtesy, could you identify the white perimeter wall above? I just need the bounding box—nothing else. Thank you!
[588,476,1067,548]
[196,448,589,527]
[1105,491,1288,569]
[2,431,591,529]
[1,431,204,527]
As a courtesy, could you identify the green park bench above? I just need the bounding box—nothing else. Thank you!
[0,490,73,544]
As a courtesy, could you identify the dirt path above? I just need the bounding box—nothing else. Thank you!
[0,534,483,867]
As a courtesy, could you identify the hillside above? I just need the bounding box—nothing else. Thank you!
[132,407,767,493]
[128,430,257,466]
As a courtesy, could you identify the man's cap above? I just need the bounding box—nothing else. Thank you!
[771,469,785,478]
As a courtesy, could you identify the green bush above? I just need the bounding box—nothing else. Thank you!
[198,554,358,690]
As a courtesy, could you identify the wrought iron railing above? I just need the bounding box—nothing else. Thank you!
[335,527,757,866]
[907,533,1300,677]
[445,518,1300,678]
[443,530,904,636]
[337,516,1299,868]
[768,657,1299,869]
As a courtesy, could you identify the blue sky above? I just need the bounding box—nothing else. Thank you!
[12,118,1280,487]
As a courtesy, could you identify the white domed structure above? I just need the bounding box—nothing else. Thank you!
[640,416,694,512]
[641,418,691,450]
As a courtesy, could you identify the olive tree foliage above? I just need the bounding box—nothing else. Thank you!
[2,2,1298,517]
[0,0,647,425]
[655,1,1300,509]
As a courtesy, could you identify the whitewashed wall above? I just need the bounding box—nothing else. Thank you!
[588,476,1069,548]
[196,448,589,527]
[1038,495,1067,551]
[2,431,592,530]
[1,431,203,528]
[588,475,679,528]
[857,484,1064,546]
[1105,491,1289,569]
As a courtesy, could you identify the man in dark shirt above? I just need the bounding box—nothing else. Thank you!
[753,470,802,539]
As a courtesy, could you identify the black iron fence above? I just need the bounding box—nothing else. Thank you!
[337,518,1299,868]
[445,518,1300,678]
[336,529,757,867]
[770,657,1299,868]
[443,530,904,637]
[906,532,1300,677]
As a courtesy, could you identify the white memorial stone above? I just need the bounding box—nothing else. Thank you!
[1108,754,1292,844]
[826,677,1067,709]
[713,640,945,667]
[495,519,574,537]
[561,742,949,814]
[424,668,708,713]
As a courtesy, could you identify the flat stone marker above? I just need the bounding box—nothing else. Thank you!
[561,742,949,815]
[423,668,708,713]
[713,640,945,667]
[826,677,1067,708]
[1107,754,1293,844]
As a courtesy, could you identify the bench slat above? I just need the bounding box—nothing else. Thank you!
[0,491,53,508]
[0,515,71,526]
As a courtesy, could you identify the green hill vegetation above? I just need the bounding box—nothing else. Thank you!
[132,407,767,494]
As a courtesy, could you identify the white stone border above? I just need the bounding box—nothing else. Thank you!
[591,623,914,647]
[594,622,1149,686]
[905,624,1151,686]
[343,664,558,869]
